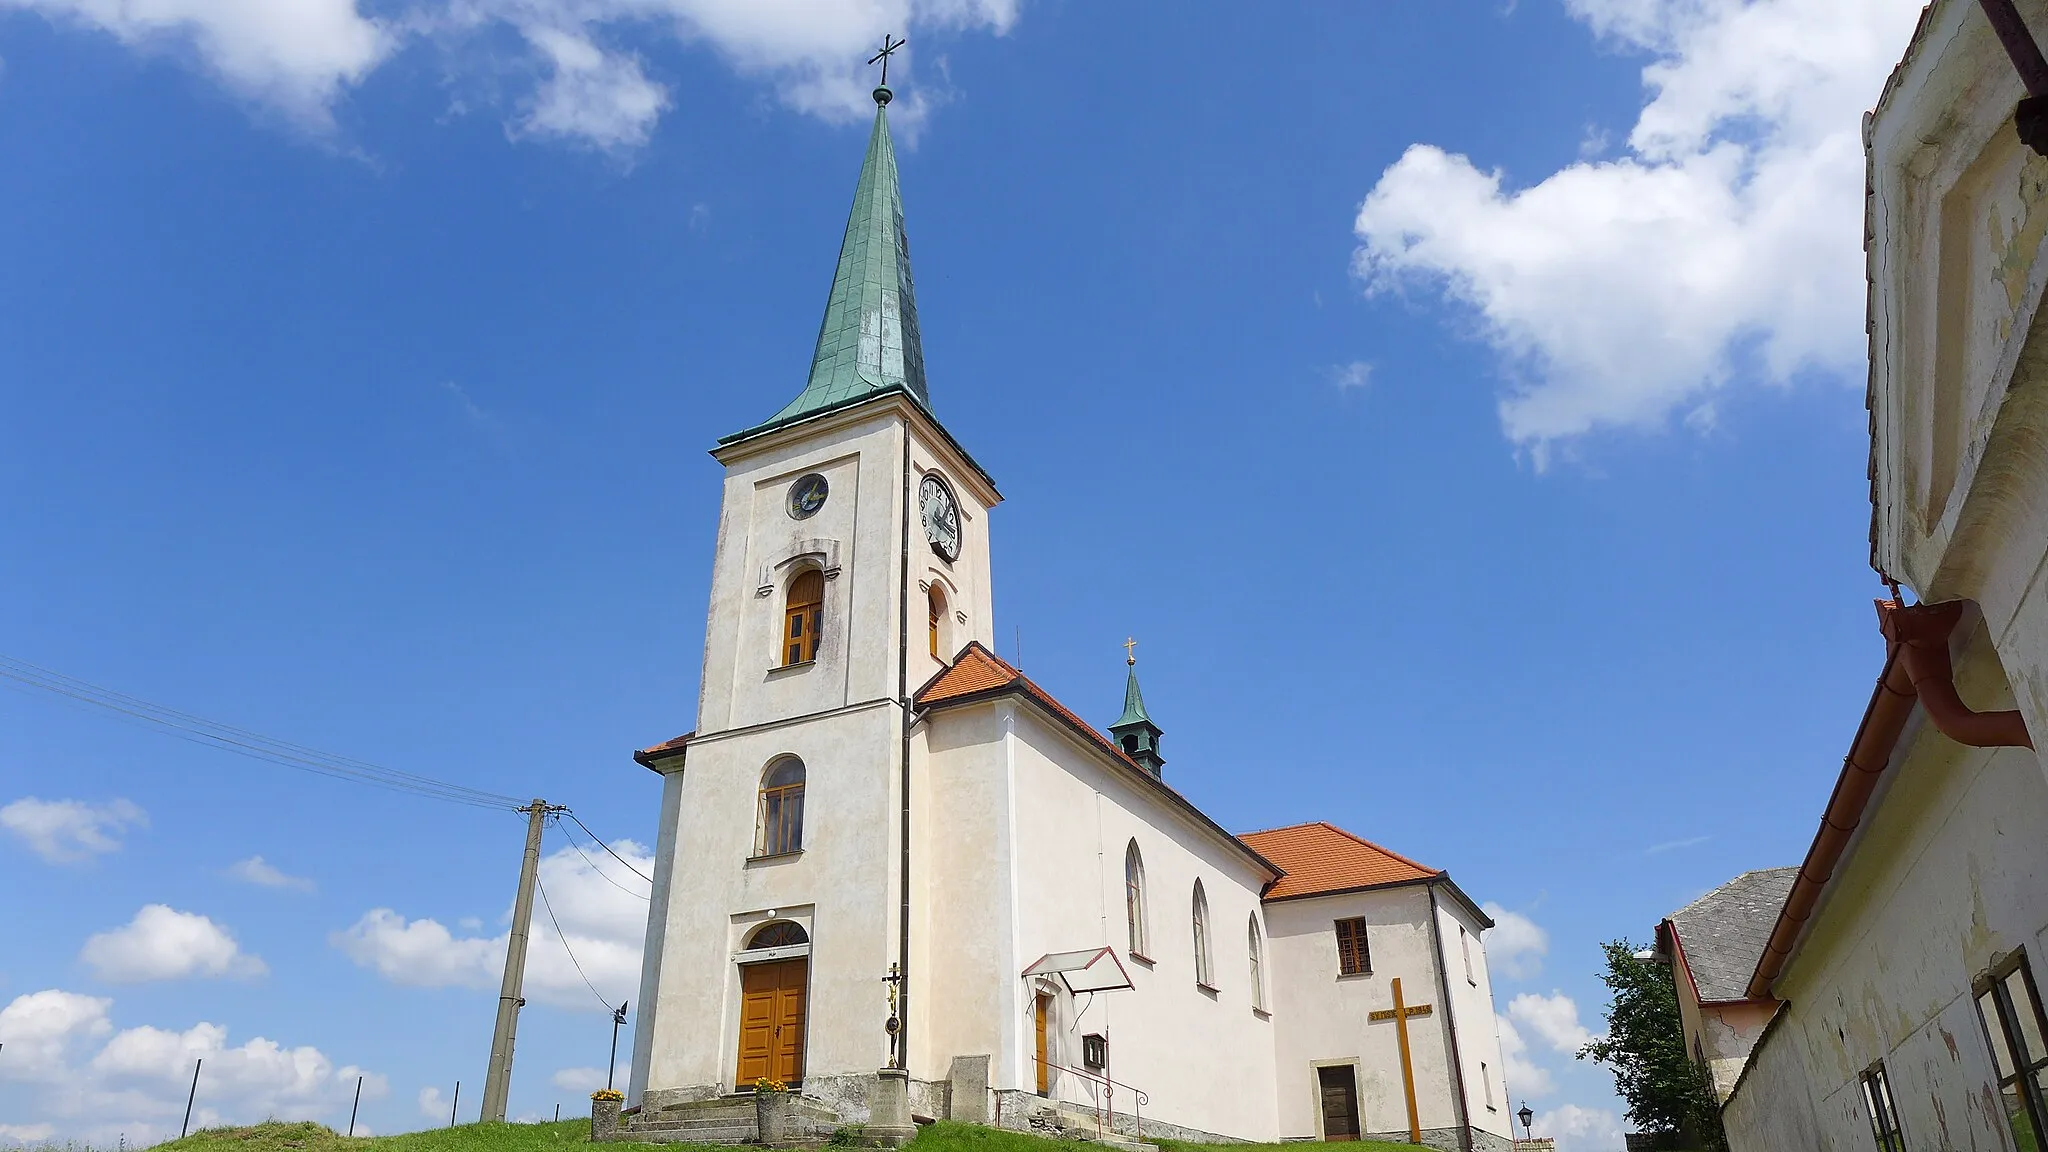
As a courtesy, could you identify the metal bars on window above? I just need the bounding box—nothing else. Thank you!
[1977,949,2048,1149]
[1859,1063,1904,1152]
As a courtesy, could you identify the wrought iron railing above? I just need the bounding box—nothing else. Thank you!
[1028,1056,1150,1140]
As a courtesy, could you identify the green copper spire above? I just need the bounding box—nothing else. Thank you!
[1109,646,1165,779]
[726,85,927,443]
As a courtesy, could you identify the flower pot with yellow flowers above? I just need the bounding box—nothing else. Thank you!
[753,1077,795,1144]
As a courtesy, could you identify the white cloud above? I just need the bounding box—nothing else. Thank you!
[513,24,670,151]
[1508,990,1598,1054]
[551,1065,615,1093]
[1643,834,1712,856]
[80,905,267,983]
[0,990,113,1079]
[1481,902,1547,980]
[1330,361,1373,390]
[1495,1013,1555,1099]
[334,839,650,1011]
[0,0,391,125]
[1352,0,1926,462]
[1533,1102,1627,1152]
[0,1124,56,1142]
[227,855,315,891]
[419,1084,455,1121]
[7,0,1018,147]
[0,797,145,863]
[0,990,381,1144]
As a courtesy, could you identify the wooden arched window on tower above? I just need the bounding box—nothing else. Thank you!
[1192,880,1214,987]
[927,584,947,660]
[1125,840,1149,959]
[757,756,806,856]
[783,569,823,666]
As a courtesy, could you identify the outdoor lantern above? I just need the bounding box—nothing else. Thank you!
[1517,1103,1534,1137]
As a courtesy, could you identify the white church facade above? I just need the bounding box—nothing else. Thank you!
[620,79,1512,1151]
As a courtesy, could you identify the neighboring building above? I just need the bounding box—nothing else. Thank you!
[1651,868,1795,1102]
[1720,1,2048,1147]
[620,81,1512,1151]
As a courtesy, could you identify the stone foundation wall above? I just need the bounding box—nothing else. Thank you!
[988,1090,1247,1144]
[1363,1126,1512,1152]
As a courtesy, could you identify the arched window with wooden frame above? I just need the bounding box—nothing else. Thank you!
[1247,914,1266,1012]
[927,583,947,661]
[783,569,824,666]
[1192,880,1214,988]
[757,756,806,857]
[1124,840,1149,959]
[747,920,808,950]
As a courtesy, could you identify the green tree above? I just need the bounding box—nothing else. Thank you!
[1578,939,1726,1151]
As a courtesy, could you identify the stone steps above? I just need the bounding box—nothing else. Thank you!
[615,1092,843,1146]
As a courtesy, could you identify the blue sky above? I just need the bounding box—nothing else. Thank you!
[0,0,1930,1147]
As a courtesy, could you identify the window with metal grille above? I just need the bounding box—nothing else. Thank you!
[1124,841,1149,960]
[1335,918,1371,976]
[1859,1062,1903,1152]
[1977,950,2048,1151]
[783,570,823,666]
[757,757,805,857]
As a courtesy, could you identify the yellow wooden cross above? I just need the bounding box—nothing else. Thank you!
[1124,636,1137,665]
[1368,977,1433,1144]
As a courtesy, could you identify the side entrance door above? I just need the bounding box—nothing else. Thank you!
[1317,1064,1360,1142]
[736,959,808,1087]
[1034,993,1052,1095]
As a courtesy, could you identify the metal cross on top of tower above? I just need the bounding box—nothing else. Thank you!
[868,33,906,87]
[1124,637,1137,666]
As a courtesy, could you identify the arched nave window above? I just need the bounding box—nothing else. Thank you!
[927,583,947,660]
[1124,841,1149,959]
[784,569,824,666]
[1192,880,1214,987]
[758,756,806,856]
[1247,914,1266,1012]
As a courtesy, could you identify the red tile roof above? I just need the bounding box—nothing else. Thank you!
[634,731,693,769]
[1239,821,1441,900]
[917,643,1280,880]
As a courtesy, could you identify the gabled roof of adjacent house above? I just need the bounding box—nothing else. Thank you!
[1664,867,1799,1004]
[1238,822,1440,900]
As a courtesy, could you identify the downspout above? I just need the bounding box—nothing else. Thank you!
[1425,883,1473,1152]
[897,419,914,1072]
[1879,600,2034,749]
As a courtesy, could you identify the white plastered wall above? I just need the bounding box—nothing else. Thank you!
[915,696,1281,1141]
[1722,636,2048,1148]
[1434,894,1511,1142]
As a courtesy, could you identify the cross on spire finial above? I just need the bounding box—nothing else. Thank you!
[868,33,906,98]
[1124,637,1137,666]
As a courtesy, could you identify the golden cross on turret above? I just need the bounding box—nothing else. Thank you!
[868,33,906,87]
[1124,637,1137,666]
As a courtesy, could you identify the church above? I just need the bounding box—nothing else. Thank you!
[618,76,1513,1152]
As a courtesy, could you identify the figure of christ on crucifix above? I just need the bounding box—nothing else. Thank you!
[1366,976,1434,1144]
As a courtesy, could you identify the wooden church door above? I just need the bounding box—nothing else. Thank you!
[1033,993,1052,1094]
[1317,1065,1360,1141]
[736,960,808,1086]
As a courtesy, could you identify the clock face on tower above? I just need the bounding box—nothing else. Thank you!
[787,473,829,520]
[919,474,960,562]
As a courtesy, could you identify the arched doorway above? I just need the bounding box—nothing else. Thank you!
[736,921,809,1087]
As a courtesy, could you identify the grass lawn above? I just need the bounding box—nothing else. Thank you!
[141,1118,1419,1152]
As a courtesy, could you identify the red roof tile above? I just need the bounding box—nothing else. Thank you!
[1239,821,1440,900]
[635,731,693,766]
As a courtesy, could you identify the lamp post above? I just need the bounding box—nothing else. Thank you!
[607,1001,629,1092]
[1517,1102,1534,1142]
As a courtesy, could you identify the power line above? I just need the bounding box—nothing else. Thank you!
[553,818,648,901]
[0,654,524,810]
[536,875,617,1014]
[562,810,654,884]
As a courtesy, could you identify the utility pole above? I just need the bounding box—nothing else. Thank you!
[481,798,563,1123]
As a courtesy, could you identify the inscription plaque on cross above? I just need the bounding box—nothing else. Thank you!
[1367,976,1433,1144]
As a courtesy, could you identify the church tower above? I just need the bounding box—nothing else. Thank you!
[629,77,1001,1109]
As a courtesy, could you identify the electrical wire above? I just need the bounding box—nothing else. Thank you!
[552,817,648,901]
[0,653,524,810]
[563,810,654,883]
[536,874,618,1013]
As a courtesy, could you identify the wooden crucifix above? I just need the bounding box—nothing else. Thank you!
[1367,977,1433,1144]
